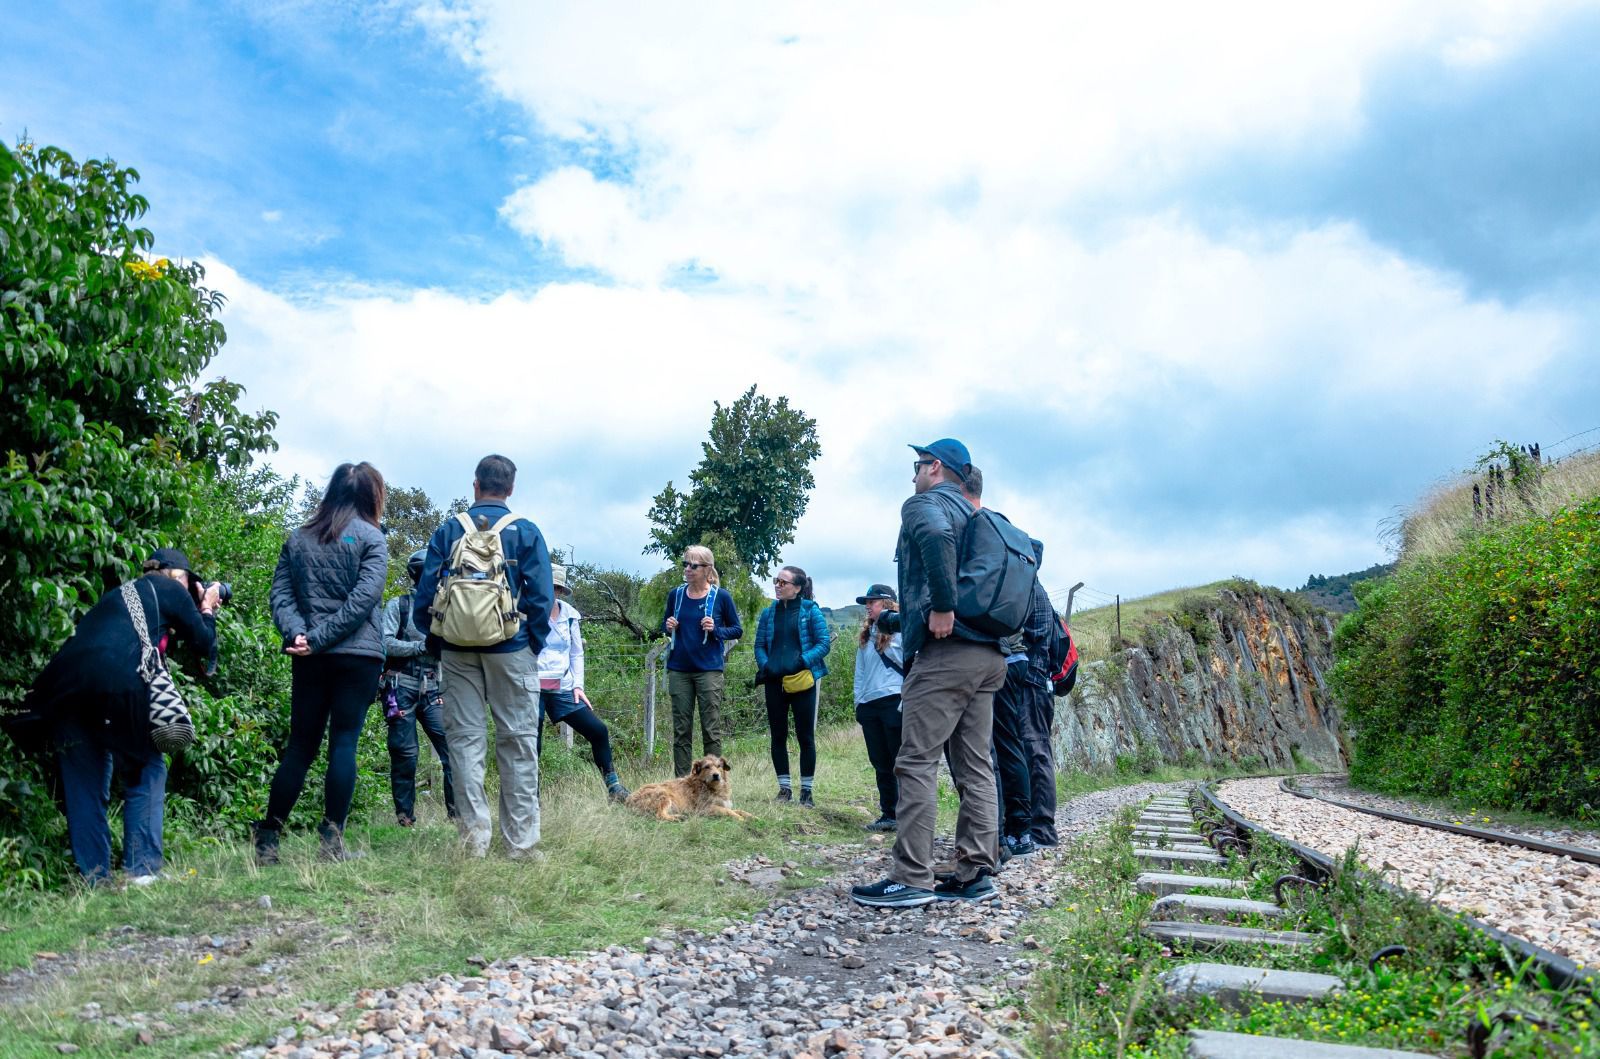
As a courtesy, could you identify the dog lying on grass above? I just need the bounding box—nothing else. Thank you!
[625,755,755,822]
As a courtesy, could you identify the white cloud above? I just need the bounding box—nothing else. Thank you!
[199,2,1595,606]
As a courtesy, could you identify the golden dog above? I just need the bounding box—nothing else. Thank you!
[625,755,755,822]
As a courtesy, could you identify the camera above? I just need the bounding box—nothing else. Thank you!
[205,581,233,605]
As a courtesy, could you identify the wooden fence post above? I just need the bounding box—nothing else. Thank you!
[644,641,667,758]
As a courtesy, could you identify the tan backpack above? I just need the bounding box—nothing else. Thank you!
[430,512,525,647]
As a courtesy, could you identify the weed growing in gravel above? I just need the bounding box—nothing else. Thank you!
[1026,808,1600,1056]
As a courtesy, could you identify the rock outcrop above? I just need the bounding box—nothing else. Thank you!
[1056,586,1347,772]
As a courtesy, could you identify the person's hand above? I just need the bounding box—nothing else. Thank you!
[928,610,955,639]
[200,584,222,615]
[574,688,591,707]
[700,616,715,633]
[665,616,679,632]
[285,634,312,657]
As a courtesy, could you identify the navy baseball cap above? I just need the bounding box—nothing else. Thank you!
[909,438,971,480]
[855,583,897,604]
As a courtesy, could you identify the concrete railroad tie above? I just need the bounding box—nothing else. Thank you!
[1186,1029,1428,1057]
[1150,894,1285,923]
[1162,962,1341,1011]
[1133,847,1225,869]
[1137,872,1249,897]
[1143,921,1323,950]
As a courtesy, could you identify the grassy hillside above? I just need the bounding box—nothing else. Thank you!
[1333,447,1600,817]
[1067,581,1235,662]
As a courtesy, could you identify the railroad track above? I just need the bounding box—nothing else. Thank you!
[1204,777,1600,990]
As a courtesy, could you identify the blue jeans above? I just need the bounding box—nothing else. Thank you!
[56,716,167,881]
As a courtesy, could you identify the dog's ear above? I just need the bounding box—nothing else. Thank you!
[719,756,732,771]
[691,760,705,775]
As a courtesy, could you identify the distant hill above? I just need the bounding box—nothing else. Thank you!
[1291,563,1394,614]
[819,603,867,630]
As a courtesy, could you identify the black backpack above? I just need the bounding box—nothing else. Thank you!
[955,508,1040,638]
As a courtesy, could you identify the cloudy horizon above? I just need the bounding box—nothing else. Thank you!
[5,1,1597,610]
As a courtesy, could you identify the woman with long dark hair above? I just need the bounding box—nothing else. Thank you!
[258,461,388,864]
[753,564,831,806]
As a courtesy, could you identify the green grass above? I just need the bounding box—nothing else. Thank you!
[1025,806,1600,1057]
[1069,583,1232,662]
[0,724,896,1058]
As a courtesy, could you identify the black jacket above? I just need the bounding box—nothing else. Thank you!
[895,482,1001,662]
[30,574,216,752]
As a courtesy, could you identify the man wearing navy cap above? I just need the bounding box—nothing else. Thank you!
[852,438,1007,908]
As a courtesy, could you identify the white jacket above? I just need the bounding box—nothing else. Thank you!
[853,631,904,704]
[536,599,585,692]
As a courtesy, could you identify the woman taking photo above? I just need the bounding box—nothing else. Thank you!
[536,564,629,801]
[28,549,220,884]
[661,545,743,778]
[753,565,831,806]
[852,584,903,832]
[258,461,388,864]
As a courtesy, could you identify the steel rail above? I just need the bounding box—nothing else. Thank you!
[1279,777,1600,867]
[1194,782,1596,992]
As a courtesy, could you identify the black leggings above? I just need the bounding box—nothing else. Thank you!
[265,654,381,829]
[764,681,817,780]
[538,691,615,775]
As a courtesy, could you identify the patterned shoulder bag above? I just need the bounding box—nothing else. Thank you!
[121,581,197,754]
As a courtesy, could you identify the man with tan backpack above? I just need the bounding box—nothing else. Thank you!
[413,455,554,859]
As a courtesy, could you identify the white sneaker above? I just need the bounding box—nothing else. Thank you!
[129,874,162,887]
[506,847,547,863]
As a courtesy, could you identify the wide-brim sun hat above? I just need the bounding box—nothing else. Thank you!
[552,564,571,594]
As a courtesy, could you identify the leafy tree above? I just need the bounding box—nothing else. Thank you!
[0,139,277,704]
[645,385,821,575]
[381,483,444,595]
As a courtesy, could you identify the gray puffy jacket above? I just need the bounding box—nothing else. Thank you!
[270,519,388,658]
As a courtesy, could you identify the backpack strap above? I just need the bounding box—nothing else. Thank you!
[489,512,524,534]
[876,645,906,676]
[454,511,477,535]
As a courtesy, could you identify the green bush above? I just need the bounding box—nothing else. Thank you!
[1332,496,1600,815]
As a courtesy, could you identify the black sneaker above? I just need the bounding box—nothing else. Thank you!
[864,816,897,832]
[775,787,793,803]
[799,789,815,808]
[850,877,936,908]
[934,872,997,903]
[1005,833,1038,858]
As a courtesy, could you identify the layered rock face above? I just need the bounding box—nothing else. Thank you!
[1056,588,1347,772]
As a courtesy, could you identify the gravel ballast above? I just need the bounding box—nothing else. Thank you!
[1216,777,1600,965]
[234,782,1189,1058]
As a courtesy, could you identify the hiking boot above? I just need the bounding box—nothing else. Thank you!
[317,819,364,862]
[934,871,997,903]
[1004,833,1038,859]
[774,786,793,803]
[605,773,631,803]
[798,789,815,808]
[850,877,935,909]
[396,812,416,828]
[864,816,897,833]
[252,822,280,867]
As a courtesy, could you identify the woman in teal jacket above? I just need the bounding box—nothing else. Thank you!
[754,565,830,806]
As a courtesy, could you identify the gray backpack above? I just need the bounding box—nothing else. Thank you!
[955,508,1039,638]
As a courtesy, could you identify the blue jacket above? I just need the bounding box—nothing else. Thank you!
[413,500,554,654]
[754,597,831,680]
[661,584,743,672]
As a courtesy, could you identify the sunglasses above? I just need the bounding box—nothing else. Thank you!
[682,561,707,570]
[773,577,796,587]
[913,459,935,472]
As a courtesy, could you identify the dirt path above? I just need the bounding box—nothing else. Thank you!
[245,781,1184,1059]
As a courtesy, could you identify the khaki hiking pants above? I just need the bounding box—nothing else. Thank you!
[441,649,541,856]
[890,638,1007,888]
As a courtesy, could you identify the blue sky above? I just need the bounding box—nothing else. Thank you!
[5,2,1598,608]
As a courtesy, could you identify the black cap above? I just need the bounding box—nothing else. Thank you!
[149,547,193,573]
[855,583,897,604]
